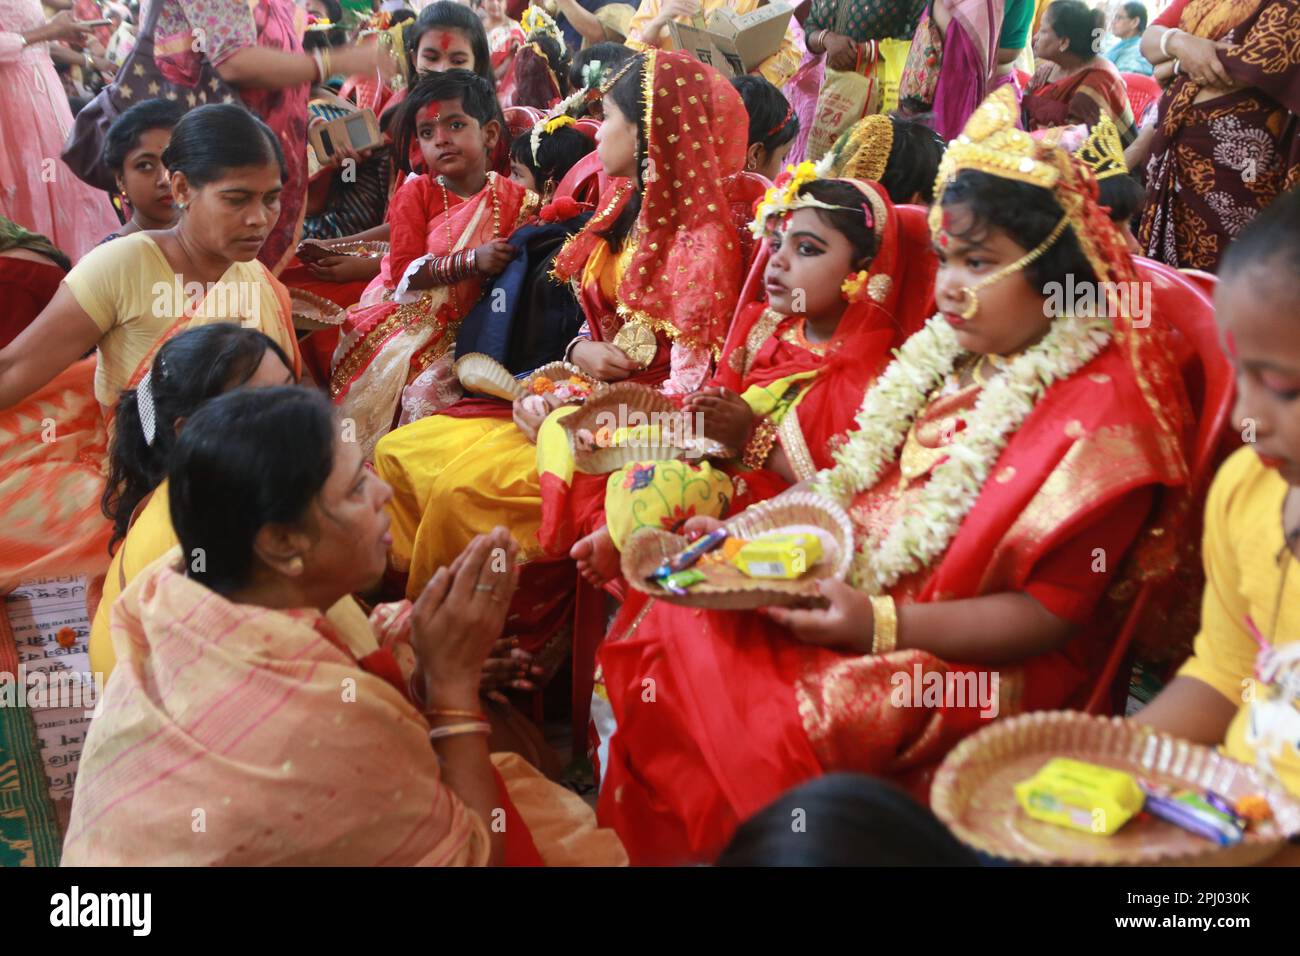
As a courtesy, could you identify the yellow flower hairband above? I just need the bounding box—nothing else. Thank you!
[749,157,880,301]
[521,6,564,46]
[530,113,576,165]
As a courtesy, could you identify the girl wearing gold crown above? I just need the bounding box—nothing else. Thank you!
[592,87,1194,865]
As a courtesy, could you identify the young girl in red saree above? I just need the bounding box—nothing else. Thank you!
[330,71,538,458]
[594,87,1194,865]
[548,111,946,574]
[555,174,938,584]
[370,50,747,689]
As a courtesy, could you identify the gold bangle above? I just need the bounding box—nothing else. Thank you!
[869,595,897,655]
[741,417,778,470]
[425,707,486,722]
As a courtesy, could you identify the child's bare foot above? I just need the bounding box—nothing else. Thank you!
[571,527,621,587]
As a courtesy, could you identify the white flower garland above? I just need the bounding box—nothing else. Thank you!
[812,313,1113,594]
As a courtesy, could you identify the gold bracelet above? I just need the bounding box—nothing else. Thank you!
[742,417,778,470]
[425,707,486,722]
[869,595,898,655]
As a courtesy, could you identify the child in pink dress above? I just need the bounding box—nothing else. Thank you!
[0,0,119,262]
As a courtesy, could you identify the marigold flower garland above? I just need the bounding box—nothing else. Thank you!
[811,313,1113,594]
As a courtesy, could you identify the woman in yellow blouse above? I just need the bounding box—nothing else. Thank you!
[0,104,300,589]
[1138,188,1300,797]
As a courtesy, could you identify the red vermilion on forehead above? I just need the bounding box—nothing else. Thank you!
[937,208,954,248]
[436,30,454,51]
[416,100,464,125]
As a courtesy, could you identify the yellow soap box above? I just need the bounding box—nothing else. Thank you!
[730,533,823,580]
[1014,758,1144,836]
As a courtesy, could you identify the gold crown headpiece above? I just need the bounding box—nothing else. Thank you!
[1073,115,1128,181]
[929,86,1069,242]
[931,86,1060,198]
[829,114,895,183]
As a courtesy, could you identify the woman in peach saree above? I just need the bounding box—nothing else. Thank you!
[63,387,624,866]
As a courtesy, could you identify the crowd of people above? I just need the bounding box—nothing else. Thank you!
[0,0,1298,867]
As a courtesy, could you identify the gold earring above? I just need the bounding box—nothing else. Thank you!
[287,556,304,574]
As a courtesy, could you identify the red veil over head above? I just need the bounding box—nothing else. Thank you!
[553,50,748,356]
[715,179,938,469]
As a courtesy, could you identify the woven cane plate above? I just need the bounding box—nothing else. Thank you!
[622,492,854,610]
[931,711,1300,866]
[559,381,727,474]
[289,287,347,331]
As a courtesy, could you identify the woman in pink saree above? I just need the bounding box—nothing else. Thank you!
[899,0,1024,140]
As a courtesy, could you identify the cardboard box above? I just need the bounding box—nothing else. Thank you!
[667,2,794,78]
[595,3,635,43]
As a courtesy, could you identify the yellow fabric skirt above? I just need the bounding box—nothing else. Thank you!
[375,414,550,600]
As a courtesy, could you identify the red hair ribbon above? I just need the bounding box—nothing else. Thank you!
[764,103,794,140]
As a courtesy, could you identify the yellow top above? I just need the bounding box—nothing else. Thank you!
[625,0,802,86]
[89,481,178,680]
[63,233,295,408]
[90,478,378,684]
[1175,447,1300,797]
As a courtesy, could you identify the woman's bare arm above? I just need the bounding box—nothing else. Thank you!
[1133,676,1239,746]
[897,592,1075,663]
[555,0,607,46]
